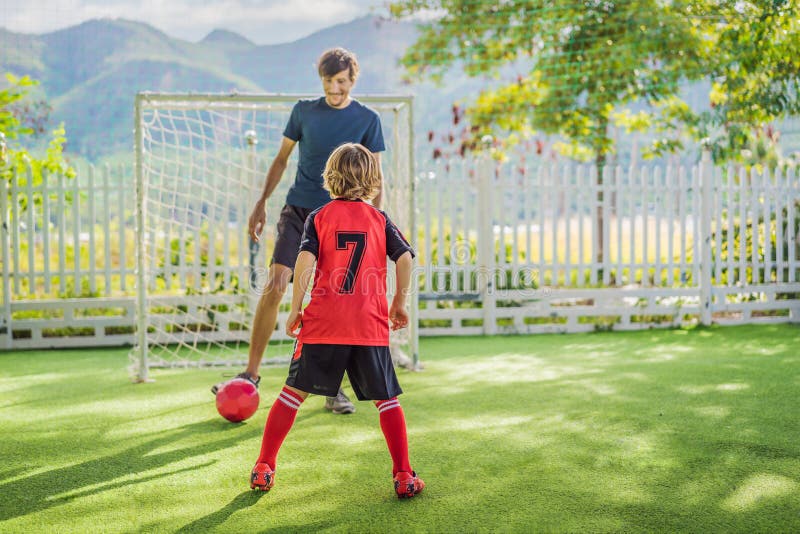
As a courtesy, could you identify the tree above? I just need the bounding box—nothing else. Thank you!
[689,0,800,168]
[389,0,705,263]
[1,73,74,212]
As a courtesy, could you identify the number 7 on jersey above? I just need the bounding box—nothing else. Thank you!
[336,232,367,294]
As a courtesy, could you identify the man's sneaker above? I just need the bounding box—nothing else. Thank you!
[250,462,275,491]
[394,471,425,499]
[324,389,355,414]
[212,372,260,395]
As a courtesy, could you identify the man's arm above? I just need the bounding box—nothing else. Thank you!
[371,151,384,209]
[286,251,316,337]
[249,136,297,242]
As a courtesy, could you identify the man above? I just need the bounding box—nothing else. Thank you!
[213,48,385,415]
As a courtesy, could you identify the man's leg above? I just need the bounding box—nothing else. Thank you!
[214,263,292,394]
[244,262,354,413]
[324,389,356,414]
[245,263,293,377]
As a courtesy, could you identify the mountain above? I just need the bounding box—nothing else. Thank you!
[53,59,264,158]
[0,28,46,78]
[199,29,255,50]
[3,17,759,164]
[226,16,416,93]
[2,16,474,159]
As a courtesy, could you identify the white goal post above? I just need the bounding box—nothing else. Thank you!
[132,92,416,381]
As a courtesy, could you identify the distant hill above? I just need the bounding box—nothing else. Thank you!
[199,29,255,49]
[6,16,789,164]
[2,16,482,160]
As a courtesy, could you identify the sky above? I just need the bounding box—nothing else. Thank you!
[0,0,389,44]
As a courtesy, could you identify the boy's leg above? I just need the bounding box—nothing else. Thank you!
[257,385,308,468]
[347,346,424,498]
[345,346,407,472]
[251,385,307,491]
[374,398,412,475]
[375,398,425,498]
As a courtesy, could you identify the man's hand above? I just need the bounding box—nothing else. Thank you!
[248,199,267,242]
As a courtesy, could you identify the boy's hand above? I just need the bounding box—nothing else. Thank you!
[286,310,303,338]
[389,299,409,331]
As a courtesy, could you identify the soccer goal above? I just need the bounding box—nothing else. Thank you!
[131,92,416,381]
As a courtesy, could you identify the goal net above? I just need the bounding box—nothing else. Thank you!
[132,93,416,381]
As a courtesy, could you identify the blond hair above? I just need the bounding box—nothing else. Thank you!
[323,143,381,200]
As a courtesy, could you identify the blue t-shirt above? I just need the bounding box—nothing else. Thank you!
[283,97,385,209]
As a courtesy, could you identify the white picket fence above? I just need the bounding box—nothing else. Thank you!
[416,153,800,336]
[2,153,799,349]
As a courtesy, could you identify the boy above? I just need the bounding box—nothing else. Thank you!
[250,143,424,499]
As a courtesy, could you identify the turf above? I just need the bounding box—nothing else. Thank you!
[1,325,799,533]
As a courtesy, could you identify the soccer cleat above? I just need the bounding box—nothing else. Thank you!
[393,471,425,499]
[250,462,275,491]
[324,389,355,414]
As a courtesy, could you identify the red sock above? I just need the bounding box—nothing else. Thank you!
[257,386,304,469]
[375,398,412,475]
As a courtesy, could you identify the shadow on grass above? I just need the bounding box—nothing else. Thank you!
[48,461,218,506]
[0,467,32,484]
[176,491,267,532]
[0,419,243,522]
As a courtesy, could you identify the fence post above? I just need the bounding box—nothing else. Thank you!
[134,94,150,381]
[1,177,11,348]
[477,152,497,335]
[405,99,420,367]
[699,149,713,325]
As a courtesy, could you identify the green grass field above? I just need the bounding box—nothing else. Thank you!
[1,325,799,532]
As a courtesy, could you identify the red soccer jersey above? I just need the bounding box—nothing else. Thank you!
[297,199,414,346]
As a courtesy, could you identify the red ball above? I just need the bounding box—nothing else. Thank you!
[216,378,260,422]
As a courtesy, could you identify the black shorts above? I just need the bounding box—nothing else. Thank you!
[285,341,403,401]
[271,204,314,269]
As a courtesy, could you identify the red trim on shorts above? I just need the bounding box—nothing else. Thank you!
[292,338,304,360]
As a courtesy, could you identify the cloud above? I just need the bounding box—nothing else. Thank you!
[1,0,385,44]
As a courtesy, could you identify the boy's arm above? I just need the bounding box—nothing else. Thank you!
[389,251,413,330]
[286,251,316,337]
[394,251,413,298]
[292,251,316,311]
